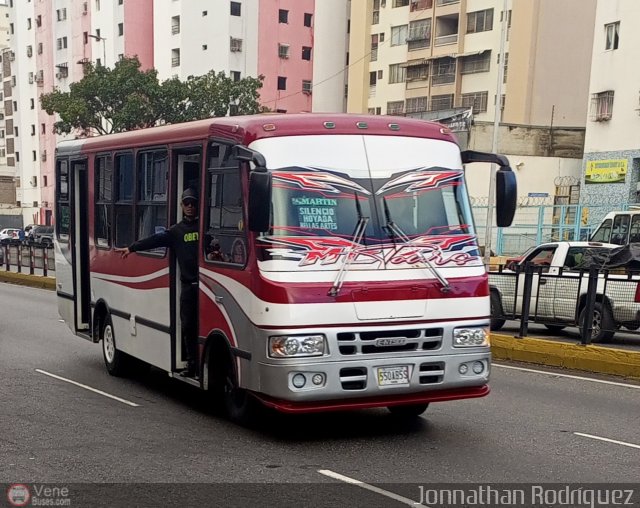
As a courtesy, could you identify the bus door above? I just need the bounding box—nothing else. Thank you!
[171,148,201,372]
[56,157,91,335]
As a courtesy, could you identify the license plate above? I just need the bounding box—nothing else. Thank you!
[377,365,410,386]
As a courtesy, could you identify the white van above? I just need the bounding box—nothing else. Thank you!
[590,210,640,245]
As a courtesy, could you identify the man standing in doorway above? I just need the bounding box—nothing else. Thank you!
[116,188,200,378]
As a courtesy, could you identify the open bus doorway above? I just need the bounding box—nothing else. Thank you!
[172,149,202,376]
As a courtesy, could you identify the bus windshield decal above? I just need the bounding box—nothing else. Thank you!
[376,168,462,196]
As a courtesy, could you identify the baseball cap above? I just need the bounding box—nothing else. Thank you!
[181,188,198,203]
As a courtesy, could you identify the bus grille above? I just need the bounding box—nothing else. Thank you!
[419,362,445,384]
[337,328,443,355]
[339,367,367,390]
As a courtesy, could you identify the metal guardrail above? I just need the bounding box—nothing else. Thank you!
[1,242,55,276]
[490,264,640,345]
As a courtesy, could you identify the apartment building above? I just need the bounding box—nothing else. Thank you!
[580,0,640,211]
[347,0,597,205]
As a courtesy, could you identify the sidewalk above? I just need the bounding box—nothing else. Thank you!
[2,270,639,379]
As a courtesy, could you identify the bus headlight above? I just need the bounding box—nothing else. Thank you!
[269,335,327,358]
[453,327,489,347]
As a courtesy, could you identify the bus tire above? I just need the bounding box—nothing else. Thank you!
[222,350,260,426]
[101,314,129,376]
[387,403,429,417]
[490,291,506,331]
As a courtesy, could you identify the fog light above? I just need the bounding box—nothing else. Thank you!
[312,373,324,385]
[472,361,484,374]
[292,373,306,388]
[458,363,469,375]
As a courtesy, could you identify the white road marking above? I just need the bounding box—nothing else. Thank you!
[574,432,640,450]
[35,369,140,407]
[493,363,640,389]
[318,469,429,507]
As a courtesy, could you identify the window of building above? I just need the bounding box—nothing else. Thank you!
[15,152,19,162]
[13,101,17,111]
[136,150,168,250]
[391,25,408,46]
[405,96,428,113]
[57,37,68,50]
[114,153,134,247]
[30,99,35,109]
[27,18,32,30]
[461,51,491,74]
[387,101,404,115]
[171,16,180,34]
[95,155,113,248]
[9,23,13,34]
[393,0,410,6]
[407,19,431,50]
[605,22,620,50]
[389,63,406,83]
[14,126,18,137]
[230,1,241,16]
[118,0,123,4]
[31,125,35,135]
[406,63,428,81]
[230,38,243,52]
[369,71,377,86]
[431,57,456,85]
[277,76,287,90]
[118,23,123,36]
[278,44,290,59]
[467,8,493,34]
[41,123,45,134]
[302,80,312,93]
[302,46,312,61]
[279,9,289,23]
[230,71,241,82]
[171,48,180,67]
[95,0,100,11]
[590,90,614,121]
[202,11,208,16]
[202,44,208,50]
[32,150,36,161]
[430,94,454,111]
[304,13,313,27]
[461,91,488,113]
[0,149,5,158]
[56,8,67,21]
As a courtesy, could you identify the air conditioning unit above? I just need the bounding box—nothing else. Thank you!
[29,176,37,187]
[302,81,312,94]
[8,51,15,61]
[278,45,290,59]
[230,38,242,52]
[16,200,21,207]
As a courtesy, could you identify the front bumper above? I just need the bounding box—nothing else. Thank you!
[255,350,490,408]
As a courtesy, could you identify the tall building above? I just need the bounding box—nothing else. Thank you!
[580,0,640,211]
[346,0,597,205]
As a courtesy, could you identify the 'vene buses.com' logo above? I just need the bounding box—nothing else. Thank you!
[7,484,31,507]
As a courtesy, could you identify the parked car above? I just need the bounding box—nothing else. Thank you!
[489,241,640,342]
[0,228,21,244]
[31,225,54,246]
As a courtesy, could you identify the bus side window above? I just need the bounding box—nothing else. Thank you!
[204,141,247,267]
[590,219,612,243]
[611,215,630,245]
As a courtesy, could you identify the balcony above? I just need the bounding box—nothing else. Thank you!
[435,33,457,46]
[436,0,459,5]
[410,0,433,11]
[431,73,455,85]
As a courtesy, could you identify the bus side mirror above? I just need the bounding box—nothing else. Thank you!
[496,169,517,227]
[248,171,272,232]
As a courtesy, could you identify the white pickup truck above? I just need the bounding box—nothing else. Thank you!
[489,241,640,342]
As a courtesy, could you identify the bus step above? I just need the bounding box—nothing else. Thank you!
[169,372,201,388]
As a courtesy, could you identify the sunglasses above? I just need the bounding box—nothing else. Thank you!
[182,200,197,207]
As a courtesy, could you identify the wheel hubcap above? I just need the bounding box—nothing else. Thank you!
[591,311,602,338]
[103,325,115,363]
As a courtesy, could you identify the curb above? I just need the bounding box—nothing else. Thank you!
[0,271,56,290]
[491,333,640,379]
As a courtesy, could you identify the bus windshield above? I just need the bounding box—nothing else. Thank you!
[259,166,477,270]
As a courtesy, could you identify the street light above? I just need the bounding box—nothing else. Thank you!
[87,34,107,66]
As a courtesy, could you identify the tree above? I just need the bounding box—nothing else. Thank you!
[41,56,266,137]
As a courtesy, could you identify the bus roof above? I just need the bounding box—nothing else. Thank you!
[56,113,458,155]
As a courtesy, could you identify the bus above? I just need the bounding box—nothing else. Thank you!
[590,210,640,246]
[55,113,516,423]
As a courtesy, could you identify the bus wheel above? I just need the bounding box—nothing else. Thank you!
[222,352,259,426]
[101,315,129,376]
[387,403,429,417]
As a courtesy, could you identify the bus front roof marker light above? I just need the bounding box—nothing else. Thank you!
[356,122,368,129]
[263,123,276,132]
[388,123,400,131]
[323,121,336,129]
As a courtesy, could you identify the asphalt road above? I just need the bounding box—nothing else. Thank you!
[1,283,639,507]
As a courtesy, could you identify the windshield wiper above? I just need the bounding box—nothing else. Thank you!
[382,197,450,292]
[328,194,369,297]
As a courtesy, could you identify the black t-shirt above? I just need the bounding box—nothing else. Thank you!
[129,218,199,283]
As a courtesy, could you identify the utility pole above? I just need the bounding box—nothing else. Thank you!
[483,0,509,267]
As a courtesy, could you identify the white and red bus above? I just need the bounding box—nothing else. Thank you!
[55,113,516,422]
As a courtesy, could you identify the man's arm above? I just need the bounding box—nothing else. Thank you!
[116,230,173,259]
